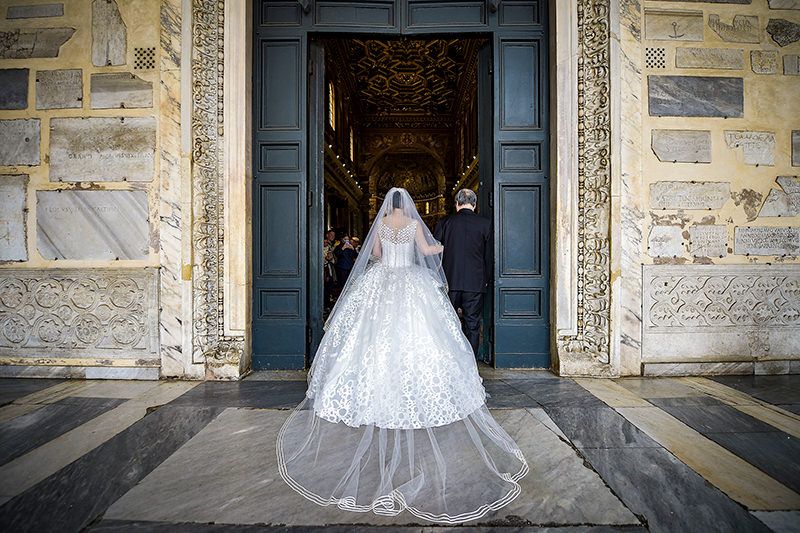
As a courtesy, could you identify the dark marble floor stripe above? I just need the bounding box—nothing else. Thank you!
[504,379,606,408]
[649,400,781,434]
[706,431,800,494]
[581,447,772,533]
[484,379,541,409]
[0,405,222,532]
[87,519,649,532]
[168,381,307,409]
[0,396,125,466]
[545,407,660,449]
[710,375,800,405]
[0,378,63,406]
[779,403,800,415]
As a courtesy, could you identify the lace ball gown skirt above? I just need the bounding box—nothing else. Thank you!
[277,263,528,524]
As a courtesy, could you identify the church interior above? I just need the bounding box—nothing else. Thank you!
[321,37,487,239]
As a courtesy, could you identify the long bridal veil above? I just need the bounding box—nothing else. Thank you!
[277,187,528,524]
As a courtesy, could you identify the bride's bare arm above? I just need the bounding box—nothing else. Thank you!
[415,224,444,256]
[372,235,382,258]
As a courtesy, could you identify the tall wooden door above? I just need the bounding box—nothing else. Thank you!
[253,0,550,370]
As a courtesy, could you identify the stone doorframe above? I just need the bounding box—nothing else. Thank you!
[188,0,618,379]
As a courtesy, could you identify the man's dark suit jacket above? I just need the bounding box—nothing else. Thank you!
[434,209,492,293]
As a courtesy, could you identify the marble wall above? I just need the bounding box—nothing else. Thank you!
[0,0,183,379]
[625,0,800,375]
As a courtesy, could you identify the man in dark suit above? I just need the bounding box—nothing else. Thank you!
[434,189,492,356]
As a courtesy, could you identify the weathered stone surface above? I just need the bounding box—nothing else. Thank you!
[793,131,800,167]
[676,47,744,70]
[0,68,28,109]
[759,176,800,217]
[735,226,800,255]
[751,50,779,74]
[708,15,760,43]
[768,0,800,8]
[725,131,776,166]
[0,27,74,58]
[652,130,711,163]
[649,76,744,118]
[6,3,64,19]
[0,175,27,262]
[643,264,800,359]
[768,19,800,46]
[35,69,82,110]
[0,119,40,166]
[651,181,730,210]
[36,190,150,260]
[90,73,152,109]
[92,0,126,66]
[659,0,751,3]
[645,10,704,42]
[49,117,155,182]
[648,226,684,257]
[784,55,800,75]
[688,225,728,258]
[0,268,159,357]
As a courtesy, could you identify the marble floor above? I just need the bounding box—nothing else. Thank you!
[0,372,798,532]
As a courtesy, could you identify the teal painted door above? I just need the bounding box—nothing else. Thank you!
[253,0,550,369]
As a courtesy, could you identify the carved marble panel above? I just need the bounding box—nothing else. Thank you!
[676,47,744,70]
[0,175,27,262]
[651,130,711,163]
[49,117,155,182]
[6,4,64,19]
[724,131,776,166]
[0,27,74,58]
[688,225,728,258]
[90,73,153,109]
[36,190,150,260]
[648,226,684,258]
[735,226,800,255]
[793,131,800,167]
[0,269,159,358]
[644,10,704,42]
[92,0,126,66]
[648,76,744,117]
[642,265,800,359]
[708,15,760,43]
[0,68,28,109]
[784,55,800,75]
[759,176,800,217]
[650,181,730,209]
[767,18,800,46]
[768,0,800,8]
[0,119,40,166]
[750,50,779,74]
[36,69,82,109]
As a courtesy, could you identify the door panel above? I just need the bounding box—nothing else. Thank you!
[477,41,493,364]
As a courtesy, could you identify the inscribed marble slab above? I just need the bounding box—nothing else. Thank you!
[651,130,711,163]
[648,226,684,258]
[645,10,704,42]
[725,131,776,166]
[648,76,744,117]
[0,27,74,58]
[676,48,744,70]
[90,73,153,109]
[36,190,150,260]
[734,226,800,255]
[751,50,779,74]
[0,119,40,166]
[49,117,155,182]
[6,4,64,18]
[768,0,800,8]
[0,69,28,109]
[793,131,800,166]
[767,18,800,46]
[36,69,82,110]
[708,15,760,43]
[759,176,800,217]
[0,175,27,262]
[688,225,728,258]
[650,181,730,209]
[92,0,126,66]
[784,55,800,75]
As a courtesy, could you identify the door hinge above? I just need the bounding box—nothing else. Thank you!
[308,188,314,207]
[306,325,313,345]
[308,59,314,77]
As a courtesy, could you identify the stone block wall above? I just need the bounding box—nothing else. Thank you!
[0,0,167,379]
[635,0,800,375]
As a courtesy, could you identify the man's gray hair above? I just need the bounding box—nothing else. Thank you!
[455,188,477,207]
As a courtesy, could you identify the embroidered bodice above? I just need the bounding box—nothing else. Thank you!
[378,220,417,268]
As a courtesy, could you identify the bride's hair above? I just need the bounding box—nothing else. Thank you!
[392,190,402,209]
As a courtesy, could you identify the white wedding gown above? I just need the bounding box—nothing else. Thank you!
[277,219,528,524]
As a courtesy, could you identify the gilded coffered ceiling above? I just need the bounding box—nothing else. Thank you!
[329,37,482,128]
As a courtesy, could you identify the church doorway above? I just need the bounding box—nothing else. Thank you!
[252,2,550,371]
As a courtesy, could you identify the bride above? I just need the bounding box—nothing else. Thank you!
[277,187,528,524]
